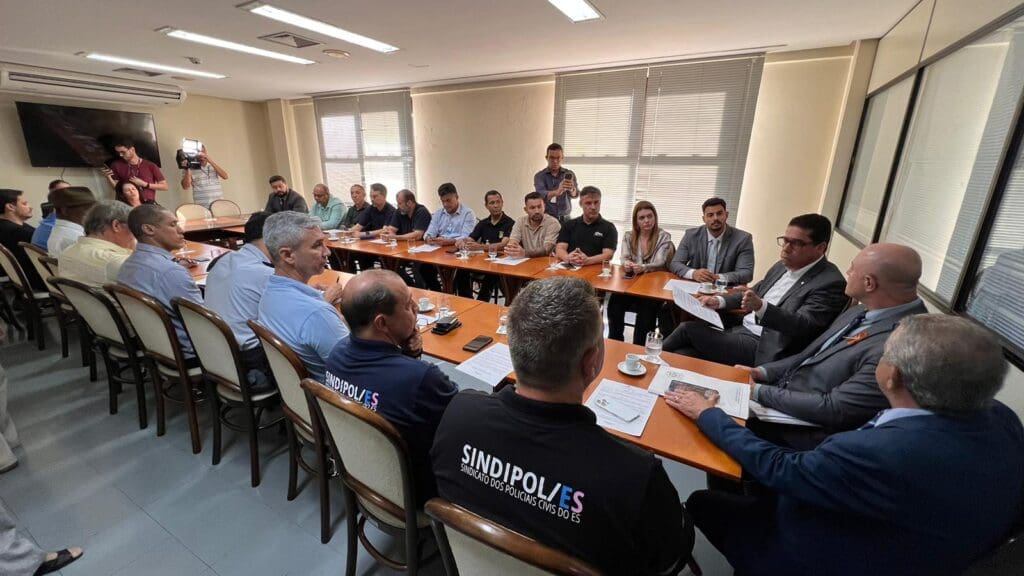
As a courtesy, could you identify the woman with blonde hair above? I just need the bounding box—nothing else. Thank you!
[608,200,674,344]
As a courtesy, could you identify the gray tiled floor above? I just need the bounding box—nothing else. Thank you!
[1,321,734,576]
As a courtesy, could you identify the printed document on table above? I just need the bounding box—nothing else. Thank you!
[494,256,529,266]
[416,313,438,328]
[408,244,442,253]
[369,238,388,244]
[673,287,724,329]
[455,343,514,388]
[648,365,750,419]
[663,279,701,294]
[749,402,820,427]
[584,379,657,437]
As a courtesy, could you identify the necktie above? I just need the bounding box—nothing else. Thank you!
[789,309,869,376]
[707,239,719,274]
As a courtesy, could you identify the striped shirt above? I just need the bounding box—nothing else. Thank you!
[188,165,224,208]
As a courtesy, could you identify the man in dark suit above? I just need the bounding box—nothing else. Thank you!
[669,314,1024,576]
[746,243,926,448]
[668,197,754,285]
[663,213,848,367]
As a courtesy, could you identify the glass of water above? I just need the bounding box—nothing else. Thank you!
[488,242,497,260]
[715,277,729,293]
[645,331,663,363]
[601,259,612,277]
[438,295,452,320]
[496,307,508,335]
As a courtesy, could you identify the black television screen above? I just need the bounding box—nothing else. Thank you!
[15,102,161,168]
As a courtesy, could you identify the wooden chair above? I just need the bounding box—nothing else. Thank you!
[51,277,149,429]
[303,378,435,575]
[209,199,242,217]
[175,299,282,487]
[107,284,205,454]
[249,320,333,542]
[0,244,53,349]
[21,244,93,372]
[0,274,22,332]
[175,203,212,222]
[424,498,601,576]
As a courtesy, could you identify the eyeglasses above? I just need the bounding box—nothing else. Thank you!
[776,236,814,248]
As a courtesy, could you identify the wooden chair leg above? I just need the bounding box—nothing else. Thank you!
[131,359,148,430]
[344,488,359,576]
[247,406,261,488]
[285,422,299,501]
[151,361,166,437]
[315,439,332,543]
[183,376,202,454]
[101,349,118,415]
[209,384,222,466]
[56,308,69,358]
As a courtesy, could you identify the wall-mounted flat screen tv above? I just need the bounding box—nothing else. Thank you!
[15,101,161,168]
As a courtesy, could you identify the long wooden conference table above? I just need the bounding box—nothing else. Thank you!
[184,228,747,479]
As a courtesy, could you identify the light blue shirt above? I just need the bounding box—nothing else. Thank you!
[204,243,273,350]
[257,275,349,382]
[116,243,204,356]
[31,213,56,249]
[424,205,476,240]
[311,196,346,230]
[869,407,934,428]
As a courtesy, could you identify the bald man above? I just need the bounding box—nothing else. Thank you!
[741,243,927,449]
[323,270,458,504]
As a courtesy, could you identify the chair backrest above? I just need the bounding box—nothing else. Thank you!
[175,298,246,394]
[0,244,32,295]
[209,199,241,217]
[176,203,212,222]
[302,378,414,523]
[19,242,54,282]
[106,283,185,368]
[249,320,310,425]
[50,277,132,347]
[424,499,602,576]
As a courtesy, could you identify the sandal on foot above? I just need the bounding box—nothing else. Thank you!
[34,548,83,575]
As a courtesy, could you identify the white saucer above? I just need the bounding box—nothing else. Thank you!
[419,303,435,312]
[617,362,647,376]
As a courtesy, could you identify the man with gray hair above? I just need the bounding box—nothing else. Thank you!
[672,314,1024,576]
[324,270,457,504]
[431,277,693,575]
[59,200,136,286]
[256,211,348,382]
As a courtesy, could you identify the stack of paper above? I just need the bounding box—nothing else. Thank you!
[494,256,529,266]
[749,402,820,427]
[663,279,701,294]
[647,365,750,419]
[584,379,658,437]
[673,287,724,329]
[455,343,514,388]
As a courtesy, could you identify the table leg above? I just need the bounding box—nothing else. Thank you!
[500,276,525,304]
[438,266,456,293]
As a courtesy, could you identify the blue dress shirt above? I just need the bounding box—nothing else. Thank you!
[30,213,56,249]
[257,275,349,382]
[424,205,476,240]
[204,243,274,350]
[116,243,204,356]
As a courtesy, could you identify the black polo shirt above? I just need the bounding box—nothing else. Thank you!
[357,202,396,232]
[0,218,43,290]
[469,213,515,244]
[556,215,617,257]
[387,204,432,235]
[430,387,687,575]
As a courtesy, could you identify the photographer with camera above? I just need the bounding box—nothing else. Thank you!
[180,144,228,208]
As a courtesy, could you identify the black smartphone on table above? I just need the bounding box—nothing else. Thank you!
[462,335,494,352]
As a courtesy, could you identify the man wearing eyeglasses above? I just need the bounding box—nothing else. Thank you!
[663,214,848,368]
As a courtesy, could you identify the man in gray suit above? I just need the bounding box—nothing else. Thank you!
[745,243,927,449]
[668,198,754,285]
[664,214,848,367]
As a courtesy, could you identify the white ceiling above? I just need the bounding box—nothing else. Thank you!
[0,0,918,102]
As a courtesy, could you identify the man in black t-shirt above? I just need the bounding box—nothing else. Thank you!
[555,186,617,267]
[0,188,44,291]
[456,190,515,301]
[381,189,433,287]
[431,278,693,575]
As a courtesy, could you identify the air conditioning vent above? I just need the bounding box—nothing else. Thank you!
[113,67,163,77]
[260,31,321,48]
[0,63,186,106]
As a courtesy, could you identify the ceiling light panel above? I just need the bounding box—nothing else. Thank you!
[164,29,316,65]
[240,2,400,54]
[85,53,227,79]
[547,0,603,22]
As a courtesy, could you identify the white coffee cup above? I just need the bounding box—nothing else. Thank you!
[624,353,642,372]
[418,297,431,310]
[328,231,339,241]
[699,282,715,294]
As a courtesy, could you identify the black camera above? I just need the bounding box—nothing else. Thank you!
[176,138,203,169]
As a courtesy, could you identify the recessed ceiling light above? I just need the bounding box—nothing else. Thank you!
[85,53,227,79]
[322,49,350,59]
[547,0,603,22]
[160,28,316,65]
[239,2,400,54]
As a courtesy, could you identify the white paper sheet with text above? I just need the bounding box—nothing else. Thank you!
[673,287,724,329]
[455,343,514,388]
[494,256,529,266]
[663,279,701,294]
[584,379,658,437]
[408,244,442,253]
[647,365,750,419]
[749,401,820,427]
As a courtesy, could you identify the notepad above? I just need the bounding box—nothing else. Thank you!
[585,379,657,437]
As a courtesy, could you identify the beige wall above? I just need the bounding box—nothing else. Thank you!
[0,93,274,214]
[411,78,556,214]
[735,46,860,279]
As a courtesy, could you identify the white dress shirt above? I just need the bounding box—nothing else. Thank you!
[684,229,724,280]
[46,219,85,257]
[742,256,823,337]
